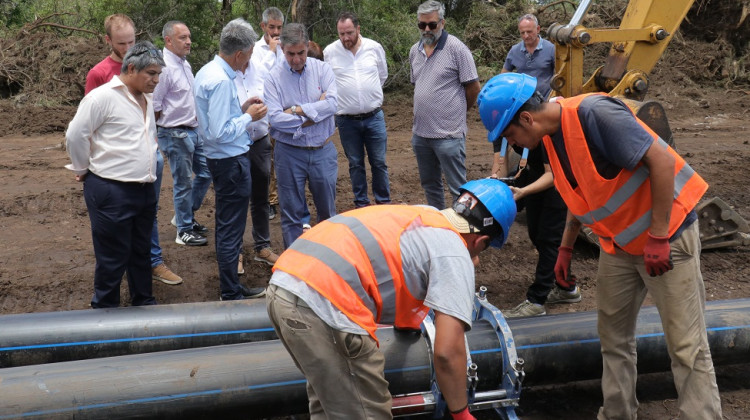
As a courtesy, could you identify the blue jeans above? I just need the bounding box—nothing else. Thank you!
[249,135,272,251]
[335,110,390,208]
[411,134,467,209]
[206,153,252,300]
[274,141,338,248]
[84,173,158,308]
[157,126,212,233]
[150,151,164,268]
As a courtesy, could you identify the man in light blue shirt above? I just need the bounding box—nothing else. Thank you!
[194,18,268,301]
[264,23,338,248]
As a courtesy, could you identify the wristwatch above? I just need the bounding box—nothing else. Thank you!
[291,105,297,116]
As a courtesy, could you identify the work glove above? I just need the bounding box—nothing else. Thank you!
[554,246,573,286]
[643,232,673,276]
[450,406,476,420]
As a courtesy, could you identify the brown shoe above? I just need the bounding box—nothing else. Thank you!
[238,254,245,275]
[254,247,279,266]
[152,264,183,285]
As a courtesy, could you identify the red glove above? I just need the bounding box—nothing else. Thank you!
[450,406,476,420]
[554,246,573,286]
[643,232,673,276]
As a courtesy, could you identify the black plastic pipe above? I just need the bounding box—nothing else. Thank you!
[0,300,276,368]
[1,299,748,419]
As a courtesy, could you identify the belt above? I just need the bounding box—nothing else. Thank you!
[339,107,381,121]
[90,172,151,187]
[285,138,332,151]
[270,285,310,308]
[159,125,197,131]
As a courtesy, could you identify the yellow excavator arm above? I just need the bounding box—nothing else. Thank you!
[548,0,695,100]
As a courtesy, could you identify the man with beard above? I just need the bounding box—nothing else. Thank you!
[67,42,166,308]
[409,0,480,210]
[251,7,285,221]
[324,11,391,210]
[85,14,136,95]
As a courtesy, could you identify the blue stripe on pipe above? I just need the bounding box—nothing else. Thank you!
[0,328,276,352]
[384,365,430,374]
[470,324,750,354]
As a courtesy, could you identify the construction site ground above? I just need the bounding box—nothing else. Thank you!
[1,80,749,418]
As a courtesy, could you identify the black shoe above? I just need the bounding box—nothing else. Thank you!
[240,284,266,298]
[192,219,209,235]
[176,230,208,246]
[268,205,277,220]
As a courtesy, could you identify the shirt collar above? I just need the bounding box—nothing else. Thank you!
[215,55,238,80]
[163,47,186,65]
[418,29,448,53]
[520,36,545,53]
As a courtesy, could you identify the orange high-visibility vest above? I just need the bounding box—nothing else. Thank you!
[542,93,708,255]
[272,205,465,343]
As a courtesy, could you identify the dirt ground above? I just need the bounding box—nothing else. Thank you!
[1,79,749,418]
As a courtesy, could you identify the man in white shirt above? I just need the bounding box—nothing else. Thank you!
[324,12,391,208]
[66,42,166,308]
[251,7,285,220]
[234,48,280,269]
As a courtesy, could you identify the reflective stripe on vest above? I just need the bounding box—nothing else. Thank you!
[272,205,464,342]
[543,93,708,254]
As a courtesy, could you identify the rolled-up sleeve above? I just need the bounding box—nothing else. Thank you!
[299,63,337,123]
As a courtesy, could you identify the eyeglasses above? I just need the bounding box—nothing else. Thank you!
[131,48,163,59]
[417,21,440,30]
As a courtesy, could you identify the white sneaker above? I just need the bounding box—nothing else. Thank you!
[547,286,582,304]
[503,300,546,318]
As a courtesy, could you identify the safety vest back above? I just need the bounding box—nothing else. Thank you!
[273,205,465,342]
[542,93,708,255]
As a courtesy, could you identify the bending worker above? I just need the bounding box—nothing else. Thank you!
[266,179,516,420]
[477,73,721,419]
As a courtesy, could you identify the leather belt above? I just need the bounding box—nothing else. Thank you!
[160,125,197,131]
[339,107,381,121]
[270,285,310,308]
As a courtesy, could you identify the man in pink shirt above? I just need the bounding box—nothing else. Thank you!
[84,14,136,96]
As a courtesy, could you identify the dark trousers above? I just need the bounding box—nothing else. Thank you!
[207,153,252,300]
[249,135,272,251]
[84,173,158,308]
[525,193,567,304]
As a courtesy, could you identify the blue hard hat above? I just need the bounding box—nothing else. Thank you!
[477,73,537,143]
[456,178,517,248]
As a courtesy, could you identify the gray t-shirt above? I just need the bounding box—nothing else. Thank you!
[270,213,476,335]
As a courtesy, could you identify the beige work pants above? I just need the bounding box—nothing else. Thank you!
[596,223,722,420]
[266,284,392,420]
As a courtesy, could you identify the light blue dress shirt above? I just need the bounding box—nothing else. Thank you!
[264,57,338,147]
[194,55,253,159]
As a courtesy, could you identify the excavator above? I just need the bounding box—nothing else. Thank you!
[546,0,750,250]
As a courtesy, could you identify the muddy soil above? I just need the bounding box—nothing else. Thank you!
[1,82,749,418]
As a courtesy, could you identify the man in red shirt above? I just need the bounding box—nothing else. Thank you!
[84,14,136,95]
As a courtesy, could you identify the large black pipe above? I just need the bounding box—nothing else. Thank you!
[1,299,749,419]
[0,301,275,368]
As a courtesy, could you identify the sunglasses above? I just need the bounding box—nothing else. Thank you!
[131,48,163,59]
[417,21,440,30]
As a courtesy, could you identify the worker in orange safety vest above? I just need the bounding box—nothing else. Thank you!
[266,178,517,420]
[477,72,722,420]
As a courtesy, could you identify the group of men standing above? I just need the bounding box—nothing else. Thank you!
[66,2,723,419]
